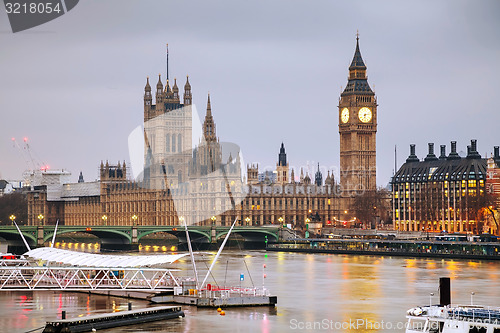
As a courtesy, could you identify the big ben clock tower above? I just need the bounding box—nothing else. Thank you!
[339,34,377,196]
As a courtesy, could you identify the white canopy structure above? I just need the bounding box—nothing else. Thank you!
[24,247,190,268]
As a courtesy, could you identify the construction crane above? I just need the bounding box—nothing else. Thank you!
[11,137,49,185]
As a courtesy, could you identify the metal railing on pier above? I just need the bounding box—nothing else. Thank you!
[0,265,180,291]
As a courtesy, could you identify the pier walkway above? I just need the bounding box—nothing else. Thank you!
[0,261,179,292]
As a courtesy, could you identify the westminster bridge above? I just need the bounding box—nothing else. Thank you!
[0,225,295,252]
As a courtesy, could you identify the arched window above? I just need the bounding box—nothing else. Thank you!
[166,134,170,153]
[178,134,182,153]
[172,135,176,153]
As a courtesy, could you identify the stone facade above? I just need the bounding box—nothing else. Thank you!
[338,36,377,197]
[27,39,377,229]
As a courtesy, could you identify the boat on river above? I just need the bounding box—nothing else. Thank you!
[406,305,500,333]
[406,278,500,333]
[42,305,184,333]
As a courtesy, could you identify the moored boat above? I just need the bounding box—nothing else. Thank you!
[406,278,500,333]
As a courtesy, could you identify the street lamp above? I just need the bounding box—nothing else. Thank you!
[211,215,216,226]
[245,217,250,226]
[101,215,108,226]
[131,214,138,226]
[38,214,44,226]
[278,216,284,227]
[9,214,16,225]
[372,206,377,229]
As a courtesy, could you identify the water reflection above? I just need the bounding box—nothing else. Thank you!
[1,252,500,332]
[52,242,100,253]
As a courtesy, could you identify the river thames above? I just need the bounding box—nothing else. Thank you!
[1,251,500,333]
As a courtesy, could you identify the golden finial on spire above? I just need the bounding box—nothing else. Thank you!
[356,30,359,40]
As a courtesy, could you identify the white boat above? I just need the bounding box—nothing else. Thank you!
[406,278,500,333]
[406,304,500,333]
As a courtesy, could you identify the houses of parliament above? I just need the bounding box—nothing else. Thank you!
[26,37,379,229]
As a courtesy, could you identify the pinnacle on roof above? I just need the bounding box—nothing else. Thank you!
[156,74,163,89]
[206,93,212,116]
[165,79,172,93]
[349,33,367,70]
[278,142,287,166]
[184,75,191,89]
[342,33,373,96]
[144,77,151,91]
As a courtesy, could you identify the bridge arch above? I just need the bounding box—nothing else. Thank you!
[216,229,279,242]
[44,227,132,247]
[137,229,210,243]
[0,229,37,247]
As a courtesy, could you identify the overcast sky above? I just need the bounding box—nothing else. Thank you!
[1,0,500,187]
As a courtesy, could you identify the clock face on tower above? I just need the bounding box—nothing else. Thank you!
[341,108,349,123]
[358,107,372,123]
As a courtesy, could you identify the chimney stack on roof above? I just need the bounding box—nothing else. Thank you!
[439,145,446,160]
[447,141,461,160]
[406,144,419,163]
[424,143,438,161]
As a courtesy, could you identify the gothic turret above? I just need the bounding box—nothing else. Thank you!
[144,77,152,117]
[276,143,289,184]
[325,170,335,186]
[304,173,311,185]
[172,78,179,100]
[247,163,259,185]
[183,76,192,105]
[278,142,287,167]
[144,77,151,94]
[203,94,216,142]
[315,163,323,186]
[156,74,164,105]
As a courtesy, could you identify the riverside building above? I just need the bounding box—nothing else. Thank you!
[392,140,500,234]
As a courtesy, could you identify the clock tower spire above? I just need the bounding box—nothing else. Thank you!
[338,34,377,197]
